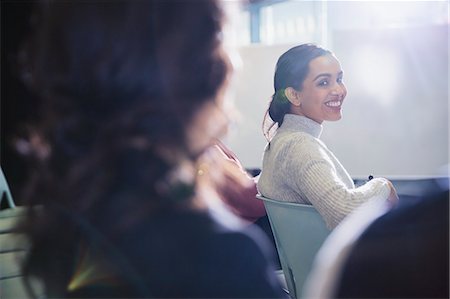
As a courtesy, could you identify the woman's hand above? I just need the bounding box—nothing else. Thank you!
[197,142,266,222]
[386,180,399,206]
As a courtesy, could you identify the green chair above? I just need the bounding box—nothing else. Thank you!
[0,168,15,209]
[0,167,44,298]
[257,195,330,299]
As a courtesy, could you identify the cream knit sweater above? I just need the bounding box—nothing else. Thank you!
[257,114,391,229]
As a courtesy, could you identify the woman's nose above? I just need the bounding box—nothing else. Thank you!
[331,83,345,96]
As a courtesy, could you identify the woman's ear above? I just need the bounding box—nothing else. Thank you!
[284,87,301,106]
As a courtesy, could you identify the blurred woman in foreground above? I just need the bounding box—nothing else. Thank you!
[16,1,283,297]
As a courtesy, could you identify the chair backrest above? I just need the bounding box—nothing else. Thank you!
[0,168,44,298]
[0,207,35,299]
[0,168,15,209]
[257,195,330,299]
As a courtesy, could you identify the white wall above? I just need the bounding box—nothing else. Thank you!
[226,25,449,179]
[225,44,293,170]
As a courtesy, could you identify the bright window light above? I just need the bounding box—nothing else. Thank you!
[352,45,400,107]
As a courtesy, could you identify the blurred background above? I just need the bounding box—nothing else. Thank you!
[222,0,449,180]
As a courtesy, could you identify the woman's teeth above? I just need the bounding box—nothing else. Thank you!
[325,100,341,107]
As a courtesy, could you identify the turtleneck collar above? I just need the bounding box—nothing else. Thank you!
[279,114,323,138]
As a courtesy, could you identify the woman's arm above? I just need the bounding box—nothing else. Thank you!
[283,139,392,229]
[198,142,266,222]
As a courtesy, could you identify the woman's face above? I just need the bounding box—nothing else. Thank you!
[295,54,347,124]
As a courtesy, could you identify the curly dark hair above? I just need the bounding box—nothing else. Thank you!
[16,0,229,295]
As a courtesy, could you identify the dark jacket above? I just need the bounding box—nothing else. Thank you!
[67,209,285,298]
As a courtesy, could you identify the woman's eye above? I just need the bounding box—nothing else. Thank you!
[337,77,344,83]
[318,80,328,86]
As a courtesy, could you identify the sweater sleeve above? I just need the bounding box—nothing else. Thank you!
[283,138,391,229]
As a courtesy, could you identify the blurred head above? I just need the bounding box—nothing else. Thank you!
[16,0,232,292]
[19,0,230,200]
[24,0,229,157]
[16,0,232,252]
[264,44,346,138]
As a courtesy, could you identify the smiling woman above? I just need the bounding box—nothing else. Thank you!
[286,54,347,124]
[257,43,399,229]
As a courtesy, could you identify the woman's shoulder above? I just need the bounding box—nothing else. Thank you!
[120,209,274,261]
[70,210,283,298]
[212,219,276,256]
[274,129,321,147]
[141,210,268,257]
[122,210,284,297]
[271,130,325,159]
[205,223,284,297]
